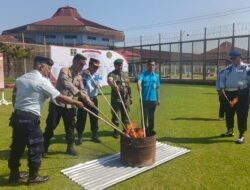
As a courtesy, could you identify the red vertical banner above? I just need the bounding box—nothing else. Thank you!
[0,53,4,91]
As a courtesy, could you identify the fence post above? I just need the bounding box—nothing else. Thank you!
[22,33,27,74]
[179,30,182,80]
[158,33,162,79]
[140,36,143,73]
[232,23,235,49]
[203,27,207,80]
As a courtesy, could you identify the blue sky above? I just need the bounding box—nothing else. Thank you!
[1,0,250,39]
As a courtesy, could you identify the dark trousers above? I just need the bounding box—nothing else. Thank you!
[219,95,226,118]
[8,112,43,170]
[76,97,98,136]
[143,101,157,132]
[43,102,76,145]
[224,88,249,135]
[111,101,129,128]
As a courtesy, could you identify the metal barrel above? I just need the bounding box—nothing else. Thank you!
[120,130,156,167]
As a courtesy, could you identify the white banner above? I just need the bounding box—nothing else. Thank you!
[0,53,4,91]
[50,46,128,86]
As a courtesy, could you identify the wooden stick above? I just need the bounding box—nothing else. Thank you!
[139,90,146,137]
[92,104,126,132]
[98,89,127,130]
[86,73,127,129]
[83,107,130,138]
[113,81,132,124]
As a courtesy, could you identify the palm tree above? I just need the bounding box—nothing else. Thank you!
[0,42,34,77]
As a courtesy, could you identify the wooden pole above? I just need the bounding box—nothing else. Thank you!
[139,90,146,137]
[83,107,130,138]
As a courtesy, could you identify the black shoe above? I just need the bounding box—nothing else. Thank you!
[66,144,78,156]
[92,136,101,143]
[42,152,48,158]
[113,130,119,139]
[75,136,83,145]
[221,131,234,137]
[9,170,29,183]
[28,176,49,185]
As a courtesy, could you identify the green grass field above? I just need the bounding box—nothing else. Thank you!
[1,84,250,190]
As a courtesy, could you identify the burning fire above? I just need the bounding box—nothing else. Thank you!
[125,122,145,138]
[230,97,238,107]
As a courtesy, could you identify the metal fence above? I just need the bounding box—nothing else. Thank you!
[4,23,250,81]
[116,23,250,81]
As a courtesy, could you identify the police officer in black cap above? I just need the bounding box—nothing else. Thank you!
[219,50,250,144]
[8,56,84,184]
[43,54,94,156]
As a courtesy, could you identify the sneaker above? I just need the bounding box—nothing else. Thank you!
[28,176,49,185]
[221,131,234,137]
[218,117,224,121]
[237,136,245,144]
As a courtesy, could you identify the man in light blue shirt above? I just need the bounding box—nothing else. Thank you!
[9,56,84,184]
[216,58,232,120]
[138,60,160,133]
[76,58,102,144]
[219,50,250,144]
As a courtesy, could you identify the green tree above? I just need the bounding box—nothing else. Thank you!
[0,42,34,77]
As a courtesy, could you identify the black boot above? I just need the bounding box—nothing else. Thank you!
[113,130,119,139]
[42,139,50,157]
[28,168,48,185]
[75,134,83,145]
[91,133,101,143]
[66,144,77,156]
[8,168,29,183]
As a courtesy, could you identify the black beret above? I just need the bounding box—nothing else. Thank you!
[89,58,101,67]
[34,56,54,66]
[73,54,87,61]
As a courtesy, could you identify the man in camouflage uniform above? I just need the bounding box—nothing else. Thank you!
[43,54,93,156]
[107,59,132,138]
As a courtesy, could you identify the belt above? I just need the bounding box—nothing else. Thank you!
[225,87,247,91]
[14,110,40,120]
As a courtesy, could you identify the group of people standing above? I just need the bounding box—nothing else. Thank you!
[216,50,250,144]
[7,54,160,184]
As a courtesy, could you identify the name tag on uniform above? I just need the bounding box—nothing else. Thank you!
[236,68,244,73]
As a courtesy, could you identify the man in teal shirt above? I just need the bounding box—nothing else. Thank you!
[138,60,160,133]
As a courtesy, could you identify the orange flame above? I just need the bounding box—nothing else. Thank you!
[125,122,145,138]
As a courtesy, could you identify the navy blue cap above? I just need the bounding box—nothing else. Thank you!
[224,58,232,63]
[229,50,241,57]
[34,56,54,66]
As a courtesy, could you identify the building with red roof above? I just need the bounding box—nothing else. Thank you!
[2,6,124,47]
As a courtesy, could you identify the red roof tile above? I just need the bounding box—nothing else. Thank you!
[32,6,117,31]
[0,35,19,43]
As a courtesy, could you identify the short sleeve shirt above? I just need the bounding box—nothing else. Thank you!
[138,70,160,101]
[15,70,60,116]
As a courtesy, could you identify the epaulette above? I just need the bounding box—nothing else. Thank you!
[77,74,82,81]
[225,64,233,73]
[62,68,72,78]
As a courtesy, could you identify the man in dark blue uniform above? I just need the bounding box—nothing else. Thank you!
[8,56,84,184]
[219,50,250,144]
